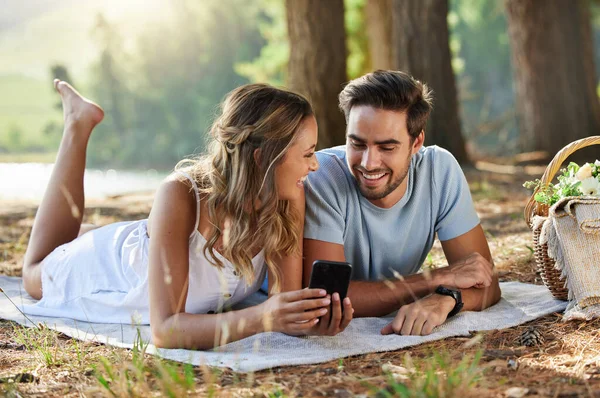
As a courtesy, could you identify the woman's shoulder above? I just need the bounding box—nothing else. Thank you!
[147,172,199,237]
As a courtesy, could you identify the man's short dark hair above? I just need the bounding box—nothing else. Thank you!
[338,70,433,139]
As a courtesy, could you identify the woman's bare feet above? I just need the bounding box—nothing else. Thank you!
[54,79,104,137]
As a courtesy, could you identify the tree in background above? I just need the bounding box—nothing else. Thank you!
[286,0,348,149]
[86,1,264,168]
[449,0,516,156]
[43,64,76,146]
[392,0,469,164]
[365,0,393,70]
[505,0,600,158]
[88,13,134,166]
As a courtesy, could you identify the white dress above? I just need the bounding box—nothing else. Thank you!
[23,172,267,324]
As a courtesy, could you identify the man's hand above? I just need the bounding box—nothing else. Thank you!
[381,293,456,336]
[307,293,354,336]
[438,252,493,290]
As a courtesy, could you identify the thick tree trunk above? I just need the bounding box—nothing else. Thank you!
[392,0,469,164]
[286,0,347,149]
[505,0,600,159]
[366,0,394,70]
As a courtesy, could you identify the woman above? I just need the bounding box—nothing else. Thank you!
[22,80,353,349]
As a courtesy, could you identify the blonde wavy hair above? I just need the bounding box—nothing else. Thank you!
[176,84,314,292]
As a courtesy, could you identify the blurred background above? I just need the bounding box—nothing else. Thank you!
[2,0,600,200]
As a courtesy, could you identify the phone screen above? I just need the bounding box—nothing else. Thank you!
[308,260,352,301]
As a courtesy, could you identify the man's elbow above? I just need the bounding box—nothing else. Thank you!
[481,279,502,310]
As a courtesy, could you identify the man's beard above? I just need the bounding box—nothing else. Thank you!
[355,152,412,201]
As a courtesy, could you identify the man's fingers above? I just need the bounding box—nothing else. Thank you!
[422,321,435,335]
[381,323,394,335]
[411,315,427,336]
[400,312,416,336]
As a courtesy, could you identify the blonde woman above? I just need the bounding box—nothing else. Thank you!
[22,80,354,349]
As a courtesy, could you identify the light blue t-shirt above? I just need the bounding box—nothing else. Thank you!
[304,145,480,281]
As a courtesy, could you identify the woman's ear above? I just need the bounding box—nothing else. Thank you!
[253,148,261,166]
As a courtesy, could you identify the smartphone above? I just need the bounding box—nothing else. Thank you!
[308,260,352,301]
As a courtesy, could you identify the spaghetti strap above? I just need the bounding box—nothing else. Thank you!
[176,171,201,232]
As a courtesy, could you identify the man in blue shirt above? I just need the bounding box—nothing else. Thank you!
[303,70,501,336]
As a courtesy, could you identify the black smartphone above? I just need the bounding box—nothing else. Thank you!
[308,260,352,301]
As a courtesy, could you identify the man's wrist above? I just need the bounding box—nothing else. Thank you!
[436,294,457,314]
[431,267,453,289]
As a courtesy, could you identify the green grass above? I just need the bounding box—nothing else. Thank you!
[0,74,61,151]
[371,350,484,397]
[0,151,57,163]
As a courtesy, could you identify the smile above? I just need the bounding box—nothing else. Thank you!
[361,172,386,180]
[359,171,388,186]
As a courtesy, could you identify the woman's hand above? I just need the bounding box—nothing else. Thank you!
[305,293,354,336]
[258,288,331,335]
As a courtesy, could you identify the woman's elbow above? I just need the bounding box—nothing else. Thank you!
[151,322,172,349]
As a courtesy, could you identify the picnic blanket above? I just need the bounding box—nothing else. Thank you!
[0,276,567,372]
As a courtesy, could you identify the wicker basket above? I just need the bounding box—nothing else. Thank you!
[524,136,600,300]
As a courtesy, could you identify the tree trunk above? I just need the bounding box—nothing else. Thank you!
[366,0,394,70]
[286,0,347,149]
[505,0,600,159]
[392,0,469,164]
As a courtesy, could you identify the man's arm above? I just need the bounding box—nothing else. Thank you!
[303,224,497,318]
[440,224,501,311]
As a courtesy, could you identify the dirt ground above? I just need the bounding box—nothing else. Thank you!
[1,166,600,397]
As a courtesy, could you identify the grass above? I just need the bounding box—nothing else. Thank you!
[0,152,57,163]
[373,349,484,397]
[0,75,61,151]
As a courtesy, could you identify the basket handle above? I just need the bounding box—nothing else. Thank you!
[524,135,600,227]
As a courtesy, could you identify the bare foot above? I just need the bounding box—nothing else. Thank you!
[54,79,104,134]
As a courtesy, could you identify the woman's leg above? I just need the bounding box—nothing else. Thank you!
[22,79,104,299]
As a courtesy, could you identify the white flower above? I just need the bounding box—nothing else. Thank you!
[579,177,600,196]
[576,163,593,181]
[131,311,143,325]
[595,160,600,167]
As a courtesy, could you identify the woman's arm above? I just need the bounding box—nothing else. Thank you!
[267,194,306,294]
[147,177,327,349]
[272,193,354,336]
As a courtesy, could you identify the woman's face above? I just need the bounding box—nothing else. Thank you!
[275,115,319,201]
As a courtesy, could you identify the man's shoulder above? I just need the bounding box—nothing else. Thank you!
[315,145,347,164]
[306,145,354,202]
[415,145,460,170]
[311,145,350,181]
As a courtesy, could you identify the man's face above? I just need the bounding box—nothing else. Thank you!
[345,105,423,208]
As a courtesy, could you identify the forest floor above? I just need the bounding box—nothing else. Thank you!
[1,164,600,397]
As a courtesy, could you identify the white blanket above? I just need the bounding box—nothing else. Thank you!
[0,276,567,372]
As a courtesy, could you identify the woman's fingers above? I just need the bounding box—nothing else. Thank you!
[286,296,331,313]
[286,307,328,322]
[338,297,353,331]
[280,288,327,302]
[327,293,343,334]
[286,317,320,333]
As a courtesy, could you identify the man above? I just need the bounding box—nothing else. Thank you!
[302,70,501,336]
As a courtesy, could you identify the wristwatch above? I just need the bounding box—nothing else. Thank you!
[434,285,464,317]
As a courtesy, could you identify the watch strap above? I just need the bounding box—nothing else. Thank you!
[435,285,464,317]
